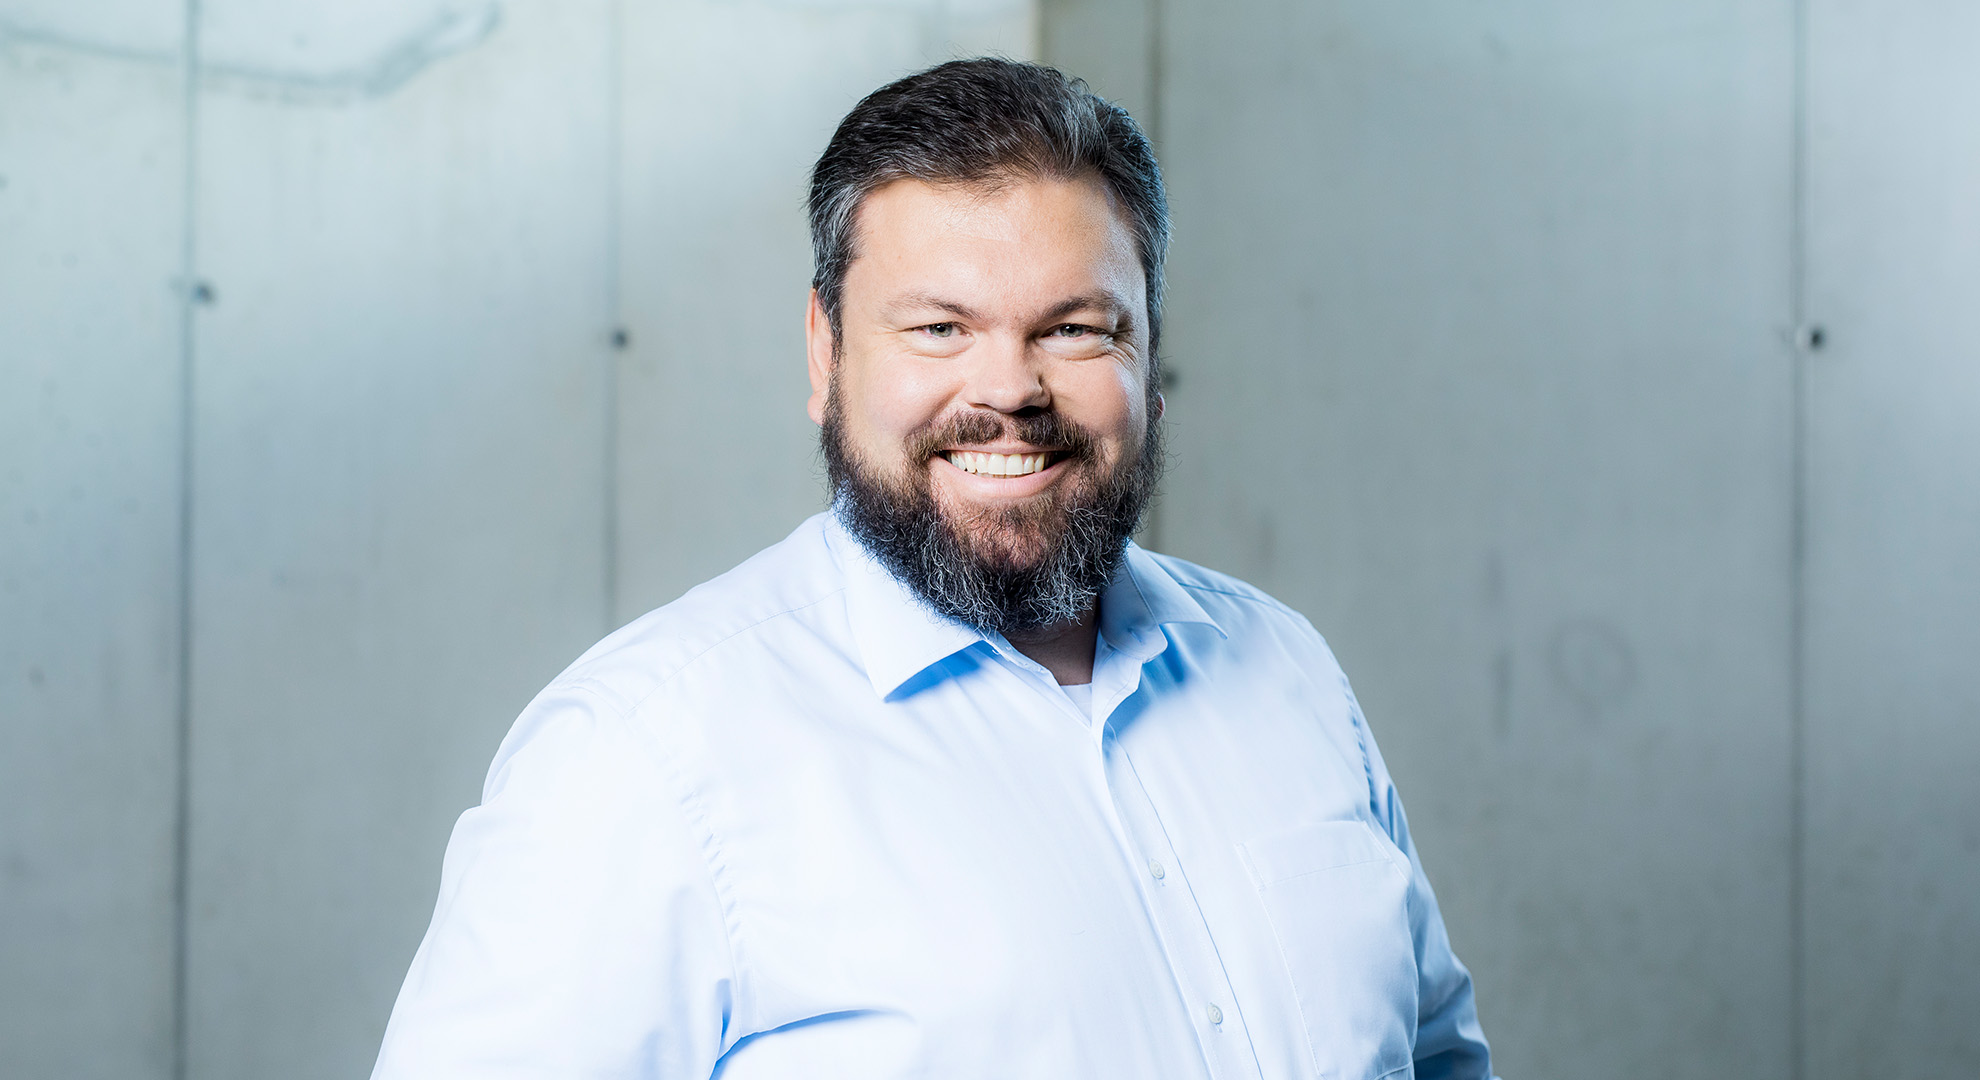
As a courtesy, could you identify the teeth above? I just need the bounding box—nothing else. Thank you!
[947,451,1050,477]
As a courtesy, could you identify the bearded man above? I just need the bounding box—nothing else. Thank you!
[372,58,1494,1080]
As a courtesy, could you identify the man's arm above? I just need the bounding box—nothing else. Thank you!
[371,683,735,1078]
[1350,692,1497,1080]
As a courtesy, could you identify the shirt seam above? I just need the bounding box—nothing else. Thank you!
[561,676,753,1050]
[1345,696,1384,827]
[573,587,854,1049]
[1177,580,1303,618]
[566,587,850,720]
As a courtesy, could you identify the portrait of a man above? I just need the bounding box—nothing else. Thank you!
[369,58,1492,1079]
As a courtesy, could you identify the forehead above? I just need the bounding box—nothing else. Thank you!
[844,174,1145,306]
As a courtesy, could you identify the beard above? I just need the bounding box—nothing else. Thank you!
[822,380,1165,637]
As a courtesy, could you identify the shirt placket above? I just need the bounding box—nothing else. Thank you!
[981,645,1218,1077]
[1099,739,1263,1078]
[1089,639,1264,1080]
[986,635,1262,1080]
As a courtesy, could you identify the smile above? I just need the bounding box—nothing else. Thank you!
[942,450,1060,477]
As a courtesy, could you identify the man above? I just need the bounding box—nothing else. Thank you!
[373,59,1492,1079]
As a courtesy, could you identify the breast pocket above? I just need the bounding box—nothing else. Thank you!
[1238,820,1418,1080]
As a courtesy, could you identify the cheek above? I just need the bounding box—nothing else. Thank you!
[1066,362,1147,449]
[847,358,953,446]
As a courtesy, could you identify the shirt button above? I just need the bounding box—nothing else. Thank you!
[1147,858,1166,881]
[1207,1003,1224,1026]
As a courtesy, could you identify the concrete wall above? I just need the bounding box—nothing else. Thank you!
[1,4,186,1074]
[182,4,617,1074]
[1044,0,1979,1077]
[1802,3,1980,1076]
[0,2,1030,1076]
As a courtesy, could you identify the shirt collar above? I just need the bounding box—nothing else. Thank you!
[827,515,988,700]
[1098,541,1228,663]
[826,513,1227,700]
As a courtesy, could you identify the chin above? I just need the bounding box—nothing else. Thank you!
[939,499,1065,569]
[961,527,1058,572]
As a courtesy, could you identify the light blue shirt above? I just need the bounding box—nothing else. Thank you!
[373,513,1493,1079]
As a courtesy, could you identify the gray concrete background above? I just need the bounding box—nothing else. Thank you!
[1802,3,1980,1075]
[181,3,615,1075]
[3,0,1975,1076]
[1,5,185,1073]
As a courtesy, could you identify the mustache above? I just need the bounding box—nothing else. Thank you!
[902,410,1100,464]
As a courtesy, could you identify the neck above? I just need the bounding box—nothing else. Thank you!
[1004,603,1100,685]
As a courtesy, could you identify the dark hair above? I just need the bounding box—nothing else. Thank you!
[808,58,1171,360]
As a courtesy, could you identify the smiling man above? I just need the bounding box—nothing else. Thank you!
[373,59,1493,1080]
[814,170,1164,684]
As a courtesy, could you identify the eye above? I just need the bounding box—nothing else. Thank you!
[1051,324,1093,338]
[919,322,958,338]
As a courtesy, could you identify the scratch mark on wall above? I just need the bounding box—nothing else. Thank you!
[205,6,501,103]
[0,4,500,104]
[0,16,174,65]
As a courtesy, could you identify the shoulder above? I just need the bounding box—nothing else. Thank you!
[1139,549,1347,678]
[561,514,847,710]
[1135,549,1390,815]
[1129,547,1362,707]
[484,515,849,787]
[1145,550,1305,620]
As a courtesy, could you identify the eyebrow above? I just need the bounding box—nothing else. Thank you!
[881,294,986,324]
[881,291,1136,329]
[1039,292,1134,329]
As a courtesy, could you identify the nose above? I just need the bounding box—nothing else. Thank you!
[962,333,1049,415]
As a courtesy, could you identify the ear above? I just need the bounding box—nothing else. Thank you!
[1153,390,1166,423]
[805,289,836,426]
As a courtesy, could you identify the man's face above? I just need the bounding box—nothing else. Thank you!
[807,174,1163,633]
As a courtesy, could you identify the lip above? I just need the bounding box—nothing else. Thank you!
[930,450,1072,500]
[940,443,1068,455]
